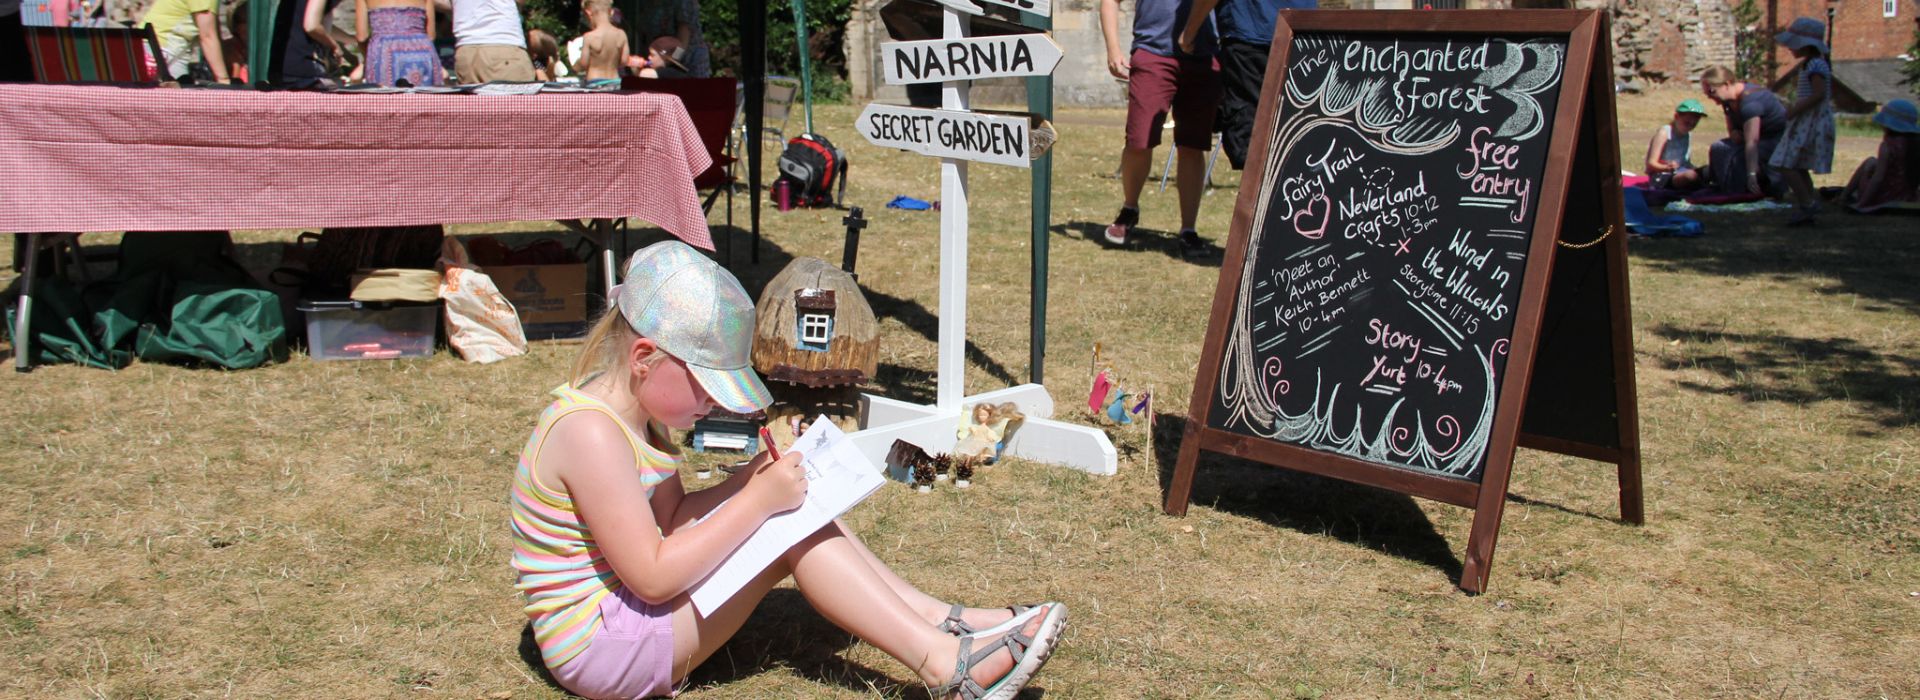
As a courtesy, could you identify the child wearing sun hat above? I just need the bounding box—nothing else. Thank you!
[1840,99,1920,213]
[1768,16,1837,225]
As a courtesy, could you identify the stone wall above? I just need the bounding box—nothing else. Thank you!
[1600,0,1740,86]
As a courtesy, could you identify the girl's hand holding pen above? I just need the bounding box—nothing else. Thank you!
[747,451,808,515]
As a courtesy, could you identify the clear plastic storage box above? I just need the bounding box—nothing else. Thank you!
[296,300,439,361]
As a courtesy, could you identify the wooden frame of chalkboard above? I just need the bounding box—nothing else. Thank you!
[1163,9,1642,595]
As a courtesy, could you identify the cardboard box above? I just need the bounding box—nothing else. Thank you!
[484,263,590,338]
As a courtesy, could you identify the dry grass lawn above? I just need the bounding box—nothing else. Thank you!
[1,85,1916,698]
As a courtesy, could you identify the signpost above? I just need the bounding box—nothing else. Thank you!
[856,104,1033,167]
[880,34,1064,83]
[923,0,1051,18]
[847,0,1115,476]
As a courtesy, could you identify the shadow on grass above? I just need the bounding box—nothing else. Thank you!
[1650,322,1920,430]
[1505,491,1622,523]
[1150,413,1465,581]
[1049,222,1224,267]
[520,590,1048,699]
[1628,210,1920,312]
[683,589,898,695]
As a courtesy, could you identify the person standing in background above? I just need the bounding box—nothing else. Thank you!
[1099,0,1221,258]
[1178,0,1314,172]
[252,0,344,87]
[673,0,708,77]
[575,0,627,84]
[1766,17,1835,225]
[451,0,533,82]
[141,0,233,83]
[359,0,445,86]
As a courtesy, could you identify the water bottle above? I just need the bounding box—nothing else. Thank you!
[773,178,794,212]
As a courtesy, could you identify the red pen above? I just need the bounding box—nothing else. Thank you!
[759,426,780,460]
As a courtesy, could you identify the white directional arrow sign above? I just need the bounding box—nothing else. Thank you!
[881,34,1063,84]
[921,0,1050,19]
[857,103,1032,168]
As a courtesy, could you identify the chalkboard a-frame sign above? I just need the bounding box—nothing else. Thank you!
[1163,10,1644,594]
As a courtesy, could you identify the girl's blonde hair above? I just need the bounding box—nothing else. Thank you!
[570,306,671,390]
[570,307,682,453]
[1699,66,1737,90]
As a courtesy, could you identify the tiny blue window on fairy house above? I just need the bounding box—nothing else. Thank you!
[794,289,836,352]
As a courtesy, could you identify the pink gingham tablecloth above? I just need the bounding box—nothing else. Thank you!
[0,84,714,250]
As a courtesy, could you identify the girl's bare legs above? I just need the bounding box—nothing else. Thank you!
[836,520,1028,632]
[666,522,1035,689]
[1780,167,1815,209]
[1841,157,1878,204]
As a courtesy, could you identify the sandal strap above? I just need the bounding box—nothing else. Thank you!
[931,636,992,700]
[937,624,1040,699]
[937,603,976,636]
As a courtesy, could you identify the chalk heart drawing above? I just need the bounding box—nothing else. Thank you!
[1291,193,1330,239]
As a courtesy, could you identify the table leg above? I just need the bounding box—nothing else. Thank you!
[596,218,617,302]
[13,232,40,372]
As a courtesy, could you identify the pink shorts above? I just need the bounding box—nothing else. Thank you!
[1124,48,1222,151]
[552,586,679,699]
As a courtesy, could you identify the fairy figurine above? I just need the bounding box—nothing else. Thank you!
[954,402,1022,465]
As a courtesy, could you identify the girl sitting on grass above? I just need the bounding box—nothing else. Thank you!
[1840,99,1920,214]
[509,241,1066,700]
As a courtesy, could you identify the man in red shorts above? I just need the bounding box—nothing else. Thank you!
[1099,0,1221,257]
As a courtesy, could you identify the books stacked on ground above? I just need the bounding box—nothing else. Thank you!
[692,410,759,453]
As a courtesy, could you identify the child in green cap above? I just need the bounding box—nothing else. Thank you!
[1644,98,1710,190]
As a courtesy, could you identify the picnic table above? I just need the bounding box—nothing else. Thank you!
[0,83,715,371]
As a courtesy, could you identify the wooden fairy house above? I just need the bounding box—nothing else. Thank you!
[752,257,879,432]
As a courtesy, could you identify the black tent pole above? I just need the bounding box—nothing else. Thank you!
[743,0,766,264]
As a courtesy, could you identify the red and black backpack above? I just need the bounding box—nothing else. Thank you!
[776,133,849,208]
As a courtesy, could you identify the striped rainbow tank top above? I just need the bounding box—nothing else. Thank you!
[510,384,682,668]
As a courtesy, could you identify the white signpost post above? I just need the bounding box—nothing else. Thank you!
[849,0,1116,477]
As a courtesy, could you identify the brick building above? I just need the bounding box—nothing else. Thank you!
[1769,0,1913,66]
[1763,0,1916,111]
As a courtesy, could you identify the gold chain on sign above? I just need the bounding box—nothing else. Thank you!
[1557,225,1613,249]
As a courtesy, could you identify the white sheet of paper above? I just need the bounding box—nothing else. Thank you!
[689,417,885,615]
[472,82,544,96]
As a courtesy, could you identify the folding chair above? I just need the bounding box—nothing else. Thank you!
[621,77,742,258]
[733,75,801,158]
[12,23,172,370]
[13,23,169,275]
[1157,126,1224,194]
[22,23,170,84]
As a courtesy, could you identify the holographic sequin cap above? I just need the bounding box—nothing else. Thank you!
[613,241,772,413]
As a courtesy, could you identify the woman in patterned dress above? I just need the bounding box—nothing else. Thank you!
[356,0,444,86]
